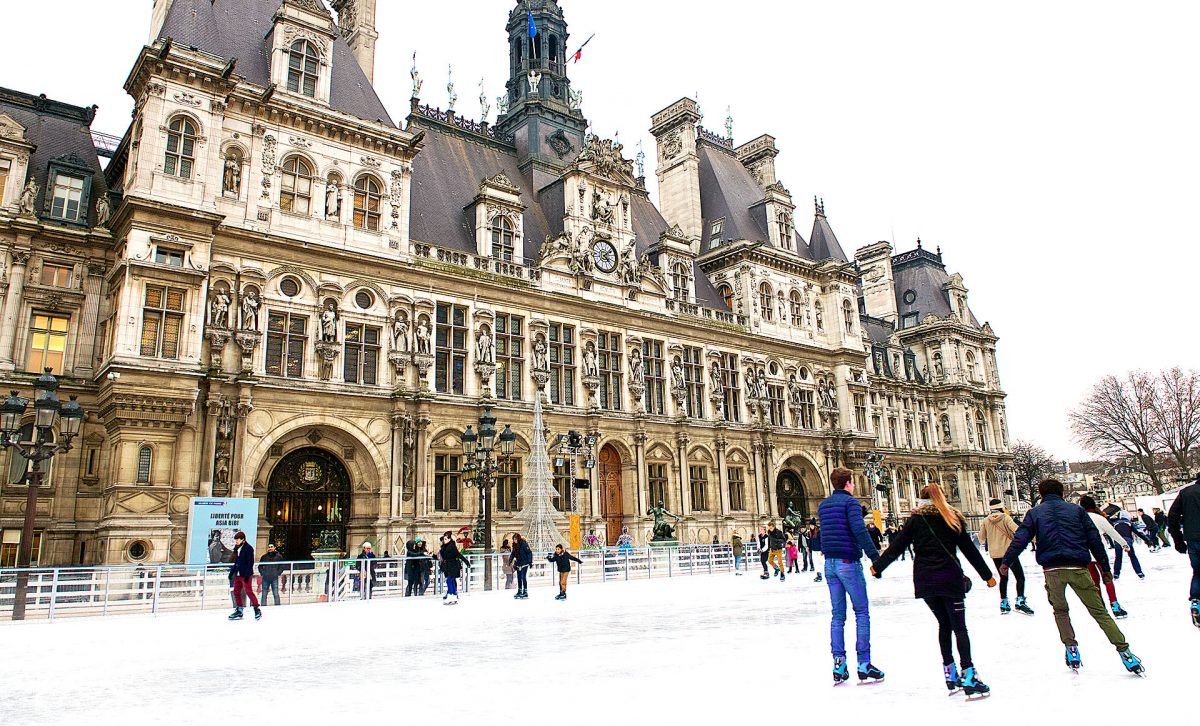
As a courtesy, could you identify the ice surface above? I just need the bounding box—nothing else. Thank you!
[0,550,1191,725]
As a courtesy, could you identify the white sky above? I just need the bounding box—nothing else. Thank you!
[3,1,1197,461]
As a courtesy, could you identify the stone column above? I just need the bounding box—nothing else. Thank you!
[750,440,766,518]
[0,248,31,371]
[231,398,253,498]
[413,409,431,518]
[389,412,405,519]
[71,260,105,378]
[761,435,778,518]
[199,395,222,497]
[675,430,691,519]
[714,433,729,517]
[632,428,647,519]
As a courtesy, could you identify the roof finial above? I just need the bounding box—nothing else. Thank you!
[937,245,942,256]
[478,77,490,122]
[410,52,422,98]
[725,106,733,141]
[446,65,457,112]
[694,91,703,125]
[814,196,825,216]
[636,140,645,178]
[916,237,922,249]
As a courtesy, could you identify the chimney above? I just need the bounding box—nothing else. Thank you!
[149,0,174,42]
[332,0,379,84]
[650,97,703,240]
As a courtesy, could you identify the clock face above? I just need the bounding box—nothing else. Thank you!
[592,240,618,272]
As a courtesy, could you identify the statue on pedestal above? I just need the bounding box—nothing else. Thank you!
[647,500,681,542]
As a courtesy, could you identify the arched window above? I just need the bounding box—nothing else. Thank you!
[966,350,980,382]
[717,284,733,311]
[7,424,54,485]
[758,282,773,322]
[164,117,197,179]
[353,175,382,231]
[671,262,691,302]
[975,410,989,451]
[549,36,561,72]
[136,446,152,484]
[776,211,792,245]
[790,291,803,326]
[286,40,320,98]
[280,157,314,215]
[491,215,515,261]
[842,299,855,334]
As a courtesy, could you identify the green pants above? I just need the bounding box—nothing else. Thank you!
[1044,568,1127,651]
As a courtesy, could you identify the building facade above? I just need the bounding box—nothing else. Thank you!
[0,0,1012,566]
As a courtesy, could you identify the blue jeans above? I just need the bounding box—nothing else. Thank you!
[261,577,280,606]
[826,558,871,665]
[446,576,458,596]
[1114,538,1142,577]
[733,555,743,571]
[516,566,529,592]
[1189,541,1200,601]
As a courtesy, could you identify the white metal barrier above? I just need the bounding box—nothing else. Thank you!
[0,543,758,623]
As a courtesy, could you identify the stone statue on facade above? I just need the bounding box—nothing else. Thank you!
[320,302,339,342]
[618,237,638,285]
[497,95,509,116]
[390,312,408,351]
[787,373,802,407]
[414,319,432,355]
[671,358,685,390]
[209,287,231,329]
[18,179,38,215]
[629,347,645,384]
[240,288,260,331]
[411,52,422,97]
[223,154,241,197]
[528,70,542,94]
[941,415,952,444]
[476,326,494,364]
[818,379,836,409]
[582,341,599,378]
[94,194,110,227]
[532,338,549,372]
[325,181,340,219]
[709,361,723,393]
[568,87,583,111]
[446,65,457,111]
[647,500,681,542]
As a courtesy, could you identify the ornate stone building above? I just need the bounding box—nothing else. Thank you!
[0,0,1011,566]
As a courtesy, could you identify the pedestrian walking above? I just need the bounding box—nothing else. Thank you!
[764,521,787,581]
[501,539,516,590]
[1079,496,1131,618]
[872,483,997,699]
[357,541,377,599]
[227,531,261,621]
[258,543,284,606]
[546,544,583,600]
[438,532,469,605]
[1000,479,1143,675]
[731,533,744,575]
[1109,514,1145,580]
[1166,473,1200,628]
[511,532,533,598]
[979,499,1033,615]
[817,467,883,685]
[786,539,801,574]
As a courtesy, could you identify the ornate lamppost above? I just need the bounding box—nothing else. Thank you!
[0,369,85,620]
[461,407,515,590]
[863,449,886,522]
[997,462,1015,511]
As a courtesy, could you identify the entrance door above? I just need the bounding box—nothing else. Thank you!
[776,470,808,532]
[266,447,352,560]
[599,445,623,546]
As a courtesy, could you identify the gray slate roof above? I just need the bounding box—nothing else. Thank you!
[893,253,980,326]
[808,210,848,262]
[697,142,809,257]
[0,87,105,225]
[157,0,394,126]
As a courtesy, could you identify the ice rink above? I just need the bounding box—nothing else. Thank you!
[0,549,1191,725]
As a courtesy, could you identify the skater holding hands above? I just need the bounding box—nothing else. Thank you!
[872,483,996,699]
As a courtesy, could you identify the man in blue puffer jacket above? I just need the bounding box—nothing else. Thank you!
[1001,479,1143,674]
[817,467,882,685]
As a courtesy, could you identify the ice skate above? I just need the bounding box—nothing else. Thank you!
[943,663,961,694]
[1014,596,1035,615]
[760,572,770,580]
[961,667,990,700]
[856,663,885,685]
[1191,599,1200,629]
[1137,572,1145,580]
[554,592,566,600]
[814,573,823,583]
[1119,648,1144,676]
[832,657,849,686]
[227,608,243,621]
[999,597,1011,614]
[253,607,262,621]
[1065,645,1082,671]
[1111,601,1129,619]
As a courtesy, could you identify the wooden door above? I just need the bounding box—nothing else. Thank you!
[599,445,623,545]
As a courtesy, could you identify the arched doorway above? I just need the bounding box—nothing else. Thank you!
[776,470,808,528]
[599,445,623,546]
[267,447,352,560]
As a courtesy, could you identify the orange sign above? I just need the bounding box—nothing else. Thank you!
[569,514,581,550]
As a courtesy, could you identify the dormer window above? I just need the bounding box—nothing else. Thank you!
[287,40,320,98]
[353,175,382,231]
[708,219,724,250]
[717,284,733,311]
[154,247,184,267]
[491,216,515,261]
[776,211,793,245]
[164,116,197,179]
[671,262,692,302]
[49,173,85,222]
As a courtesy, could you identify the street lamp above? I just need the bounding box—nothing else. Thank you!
[460,407,514,590]
[863,449,886,522]
[0,369,85,620]
[552,430,597,512]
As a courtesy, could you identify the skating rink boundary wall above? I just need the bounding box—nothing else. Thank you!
[0,543,768,622]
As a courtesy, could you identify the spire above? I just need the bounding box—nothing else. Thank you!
[446,65,456,111]
[809,197,847,262]
[518,379,561,554]
[725,106,733,142]
[814,195,826,217]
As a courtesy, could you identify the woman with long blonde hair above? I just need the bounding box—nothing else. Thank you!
[872,483,996,699]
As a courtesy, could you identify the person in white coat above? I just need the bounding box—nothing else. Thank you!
[1080,496,1131,618]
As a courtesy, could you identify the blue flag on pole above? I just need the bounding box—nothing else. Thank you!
[528,11,537,38]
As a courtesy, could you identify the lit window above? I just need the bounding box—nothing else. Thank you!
[0,529,42,567]
[141,285,185,359]
[717,284,733,311]
[154,248,184,267]
[491,216,515,261]
[40,264,72,288]
[50,174,85,221]
[286,40,320,98]
[26,313,69,375]
[280,157,314,215]
[164,117,197,179]
[353,175,382,231]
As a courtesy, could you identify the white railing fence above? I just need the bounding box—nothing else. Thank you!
[0,543,762,623]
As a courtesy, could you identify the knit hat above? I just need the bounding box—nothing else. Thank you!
[988,498,1004,511]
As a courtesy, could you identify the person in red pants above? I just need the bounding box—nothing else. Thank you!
[228,531,262,621]
[1079,497,1130,618]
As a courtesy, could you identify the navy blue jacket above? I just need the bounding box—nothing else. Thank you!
[230,542,255,579]
[817,490,879,561]
[512,539,533,568]
[1002,494,1111,571]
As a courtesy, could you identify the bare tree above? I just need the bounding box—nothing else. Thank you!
[1011,439,1059,505]
[1153,367,1200,477]
[1069,371,1166,492]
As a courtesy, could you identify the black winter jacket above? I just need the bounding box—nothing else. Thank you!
[258,551,284,580]
[512,539,534,568]
[438,541,469,578]
[1003,494,1110,571]
[230,542,255,579]
[767,527,787,550]
[874,507,993,599]
[547,551,582,572]
[1169,482,1200,544]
